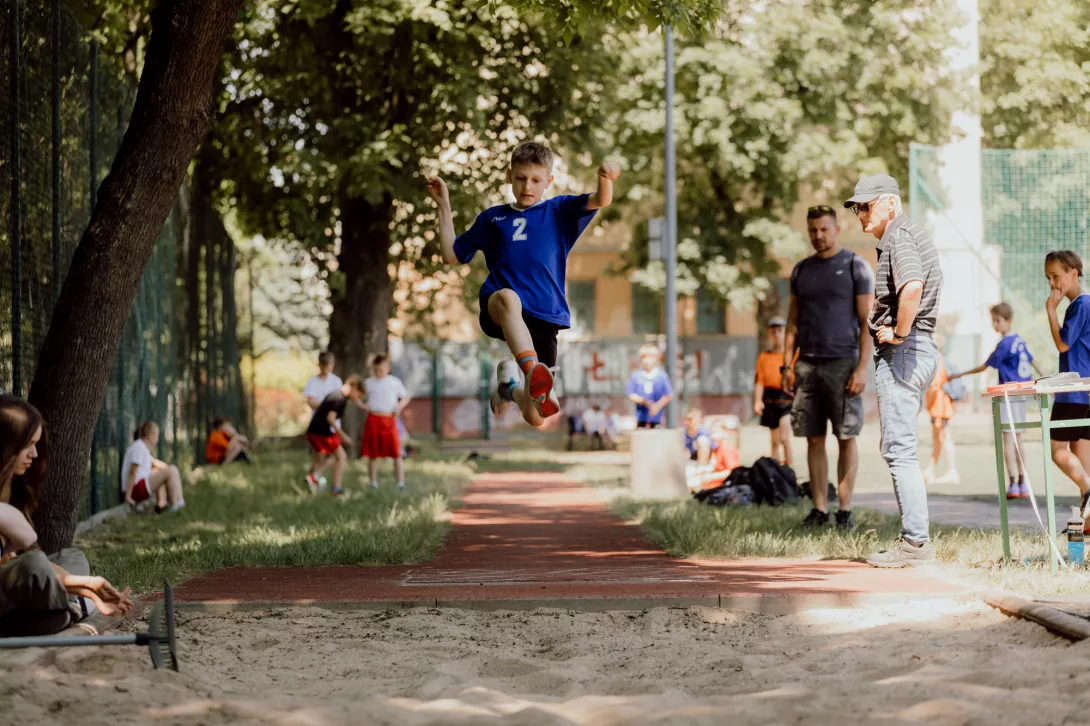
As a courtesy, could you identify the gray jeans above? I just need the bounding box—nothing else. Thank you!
[875,332,938,544]
[0,548,89,636]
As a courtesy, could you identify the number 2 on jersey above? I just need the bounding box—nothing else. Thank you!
[512,217,528,241]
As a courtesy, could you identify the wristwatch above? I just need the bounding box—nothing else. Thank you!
[893,331,908,342]
[779,366,791,373]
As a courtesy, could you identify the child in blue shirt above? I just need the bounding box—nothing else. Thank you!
[1044,250,1090,515]
[948,302,1044,499]
[427,142,620,427]
[626,344,674,428]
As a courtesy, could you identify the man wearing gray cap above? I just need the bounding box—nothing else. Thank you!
[845,174,942,567]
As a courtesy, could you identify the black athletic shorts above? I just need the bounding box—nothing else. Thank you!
[636,420,661,429]
[760,401,792,429]
[479,294,561,368]
[1051,402,1090,442]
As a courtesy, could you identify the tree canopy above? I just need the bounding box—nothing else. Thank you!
[612,0,964,306]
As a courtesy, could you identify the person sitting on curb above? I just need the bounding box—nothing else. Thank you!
[122,420,185,513]
[0,396,133,636]
[206,416,252,466]
[683,409,719,491]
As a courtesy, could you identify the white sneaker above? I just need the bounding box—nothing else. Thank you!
[491,360,521,417]
[397,482,406,491]
[370,481,379,490]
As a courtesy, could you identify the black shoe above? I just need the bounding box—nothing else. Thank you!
[802,508,829,527]
[835,510,855,529]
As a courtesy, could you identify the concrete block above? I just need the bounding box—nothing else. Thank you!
[629,428,687,500]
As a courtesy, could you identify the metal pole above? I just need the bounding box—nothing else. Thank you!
[51,0,62,305]
[10,0,23,396]
[663,25,679,428]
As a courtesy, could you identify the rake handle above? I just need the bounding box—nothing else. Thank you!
[0,634,140,648]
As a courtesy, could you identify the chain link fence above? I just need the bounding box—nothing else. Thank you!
[910,144,1090,370]
[1,0,252,519]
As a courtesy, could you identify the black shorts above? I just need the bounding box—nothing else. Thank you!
[479,294,561,368]
[1051,402,1090,442]
[760,401,792,429]
[791,357,864,439]
[637,420,661,429]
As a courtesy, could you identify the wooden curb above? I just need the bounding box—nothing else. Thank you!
[983,590,1090,642]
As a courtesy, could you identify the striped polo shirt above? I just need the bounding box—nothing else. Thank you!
[868,215,942,338]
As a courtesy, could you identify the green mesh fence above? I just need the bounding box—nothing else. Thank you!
[910,144,1090,366]
[1,0,252,519]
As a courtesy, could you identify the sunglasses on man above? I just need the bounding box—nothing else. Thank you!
[806,204,835,219]
[848,197,883,215]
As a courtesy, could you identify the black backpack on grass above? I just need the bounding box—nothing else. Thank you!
[749,457,801,506]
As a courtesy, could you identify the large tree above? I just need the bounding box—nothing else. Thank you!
[211,0,622,375]
[613,0,964,309]
[980,0,1090,148]
[29,0,244,552]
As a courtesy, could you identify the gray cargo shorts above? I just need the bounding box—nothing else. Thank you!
[791,357,864,439]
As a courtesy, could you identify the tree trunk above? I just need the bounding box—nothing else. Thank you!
[327,189,393,459]
[27,0,243,553]
[327,190,393,377]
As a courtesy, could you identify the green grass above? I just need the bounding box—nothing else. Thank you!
[77,451,474,595]
[612,497,1090,595]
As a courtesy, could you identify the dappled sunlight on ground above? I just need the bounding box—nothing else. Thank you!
[1,600,1082,725]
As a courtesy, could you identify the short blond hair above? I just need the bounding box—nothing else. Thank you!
[638,344,660,360]
[511,141,554,170]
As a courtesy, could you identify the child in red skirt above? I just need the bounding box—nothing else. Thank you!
[361,354,411,489]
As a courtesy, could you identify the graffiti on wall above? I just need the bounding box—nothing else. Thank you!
[387,337,760,397]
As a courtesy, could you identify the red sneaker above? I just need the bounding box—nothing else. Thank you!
[525,363,559,418]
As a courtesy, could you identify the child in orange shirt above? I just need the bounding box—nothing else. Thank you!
[205,417,251,466]
[754,317,793,468]
[924,357,958,484]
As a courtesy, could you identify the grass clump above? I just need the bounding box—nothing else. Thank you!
[77,451,473,595]
[613,496,1090,594]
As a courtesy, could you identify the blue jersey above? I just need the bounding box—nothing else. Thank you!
[684,427,718,457]
[453,194,597,328]
[626,368,673,424]
[1059,294,1090,404]
[986,333,1034,384]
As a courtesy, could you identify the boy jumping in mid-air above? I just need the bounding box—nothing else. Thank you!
[947,302,1044,498]
[427,141,620,426]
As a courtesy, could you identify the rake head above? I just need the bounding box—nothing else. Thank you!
[145,580,178,671]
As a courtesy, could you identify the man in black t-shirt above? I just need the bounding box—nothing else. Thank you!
[305,374,365,496]
[782,205,875,530]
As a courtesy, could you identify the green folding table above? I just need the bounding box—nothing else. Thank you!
[988,383,1090,573]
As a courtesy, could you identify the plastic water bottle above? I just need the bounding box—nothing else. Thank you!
[1067,506,1085,567]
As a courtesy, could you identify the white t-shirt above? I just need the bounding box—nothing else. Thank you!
[365,376,409,414]
[303,373,343,404]
[121,439,153,492]
[582,409,605,434]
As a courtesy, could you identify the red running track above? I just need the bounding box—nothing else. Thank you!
[174,472,967,607]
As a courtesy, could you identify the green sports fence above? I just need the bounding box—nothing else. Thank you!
[910,144,1090,368]
[0,0,252,518]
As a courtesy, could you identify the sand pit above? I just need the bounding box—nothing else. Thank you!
[2,598,1089,725]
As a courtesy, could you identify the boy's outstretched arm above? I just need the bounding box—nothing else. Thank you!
[426,177,458,264]
[948,363,988,381]
[587,161,621,210]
